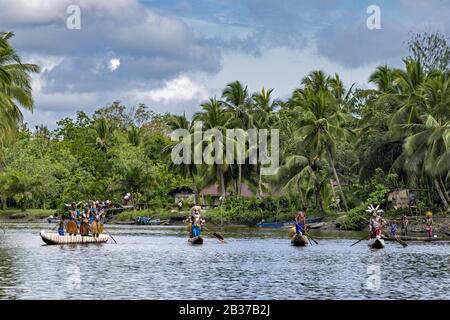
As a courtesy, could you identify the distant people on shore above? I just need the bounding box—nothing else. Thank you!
[425,211,433,237]
[389,220,397,236]
[401,215,409,236]
[123,193,131,206]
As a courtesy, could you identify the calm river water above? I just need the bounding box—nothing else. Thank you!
[0,223,449,299]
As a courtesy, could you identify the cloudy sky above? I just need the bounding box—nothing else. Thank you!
[0,0,449,128]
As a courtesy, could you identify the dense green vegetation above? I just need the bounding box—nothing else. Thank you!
[0,31,449,228]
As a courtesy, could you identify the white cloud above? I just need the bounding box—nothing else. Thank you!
[131,75,209,103]
[200,46,383,100]
[108,58,120,72]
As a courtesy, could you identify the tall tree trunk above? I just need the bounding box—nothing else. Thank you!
[438,177,450,204]
[297,179,305,208]
[329,179,341,211]
[314,179,324,215]
[433,179,449,209]
[426,177,433,209]
[327,149,348,211]
[188,166,199,205]
[218,165,226,201]
[237,164,242,196]
[258,165,263,198]
[1,195,6,210]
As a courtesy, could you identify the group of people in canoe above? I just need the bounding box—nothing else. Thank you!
[59,201,108,238]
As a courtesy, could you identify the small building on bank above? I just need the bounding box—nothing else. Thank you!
[168,186,195,205]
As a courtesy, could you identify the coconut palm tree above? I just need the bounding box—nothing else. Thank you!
[252,88,279,196]
[193,98,231,200]
[93,118,113,153]
[0,32,40,145]
[222,81,253,195]
[127,125,143,147]
[291,71,354,211]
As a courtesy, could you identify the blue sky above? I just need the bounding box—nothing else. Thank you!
[0,0,448,128]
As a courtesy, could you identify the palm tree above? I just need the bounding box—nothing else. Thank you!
[127,125,143,147]
[166,113,200,203]
[194,98,230,200]
[93,118,113,153]
[0,32,40,145]
[222,81,253,195]
[398,69,450,209]
[252,88,279,196]
[291,71,354,211]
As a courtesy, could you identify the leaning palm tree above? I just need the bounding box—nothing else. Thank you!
[0,32,40,145]
[292,72,354,211]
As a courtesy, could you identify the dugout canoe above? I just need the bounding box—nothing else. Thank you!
[383,235,445,242]
[40,230,110,245]
[368,237,385,249]
[188,236,203,245]
[290,234,309,246]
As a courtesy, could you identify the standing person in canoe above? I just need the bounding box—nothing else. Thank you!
[91,206,104,238]
[369,209,385,239]
[66,202,78,236]
[79,207,91,236]
[295,208,307,236]
[424,211,433,237]
[186,206,205,239]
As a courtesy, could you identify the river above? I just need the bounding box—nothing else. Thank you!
[0,223,449,299]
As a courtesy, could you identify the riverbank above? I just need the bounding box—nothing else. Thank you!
[1,207,449,236]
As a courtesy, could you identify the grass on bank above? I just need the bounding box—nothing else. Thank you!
[0,208,55,220]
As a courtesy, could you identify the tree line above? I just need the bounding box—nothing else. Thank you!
[0,31,449,221]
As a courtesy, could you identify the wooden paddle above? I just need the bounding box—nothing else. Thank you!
[350,236,367,247]
[203,226,227,243]
[304,231,319,245]
[382,233,407,247]
[101,225,117,244]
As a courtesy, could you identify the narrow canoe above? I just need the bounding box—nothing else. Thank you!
[368,237,385,249]
[188,236,203,245]
[40,230,109,245]
[291,234,309,246]
[383,235,445,242]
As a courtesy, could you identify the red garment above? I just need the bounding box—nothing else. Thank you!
[426,226,432,237]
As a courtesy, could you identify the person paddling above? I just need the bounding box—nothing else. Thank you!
[186,206,204,238]
[369,209,385,238]
[294,208,307,236]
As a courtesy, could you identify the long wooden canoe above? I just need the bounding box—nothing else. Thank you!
[188,236,203,245]
[368,237,385,249]
[383,235,445,242]
[291,234,309,246]
[40,230,109,245]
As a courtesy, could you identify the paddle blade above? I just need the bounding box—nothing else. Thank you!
[212,232,224,240]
